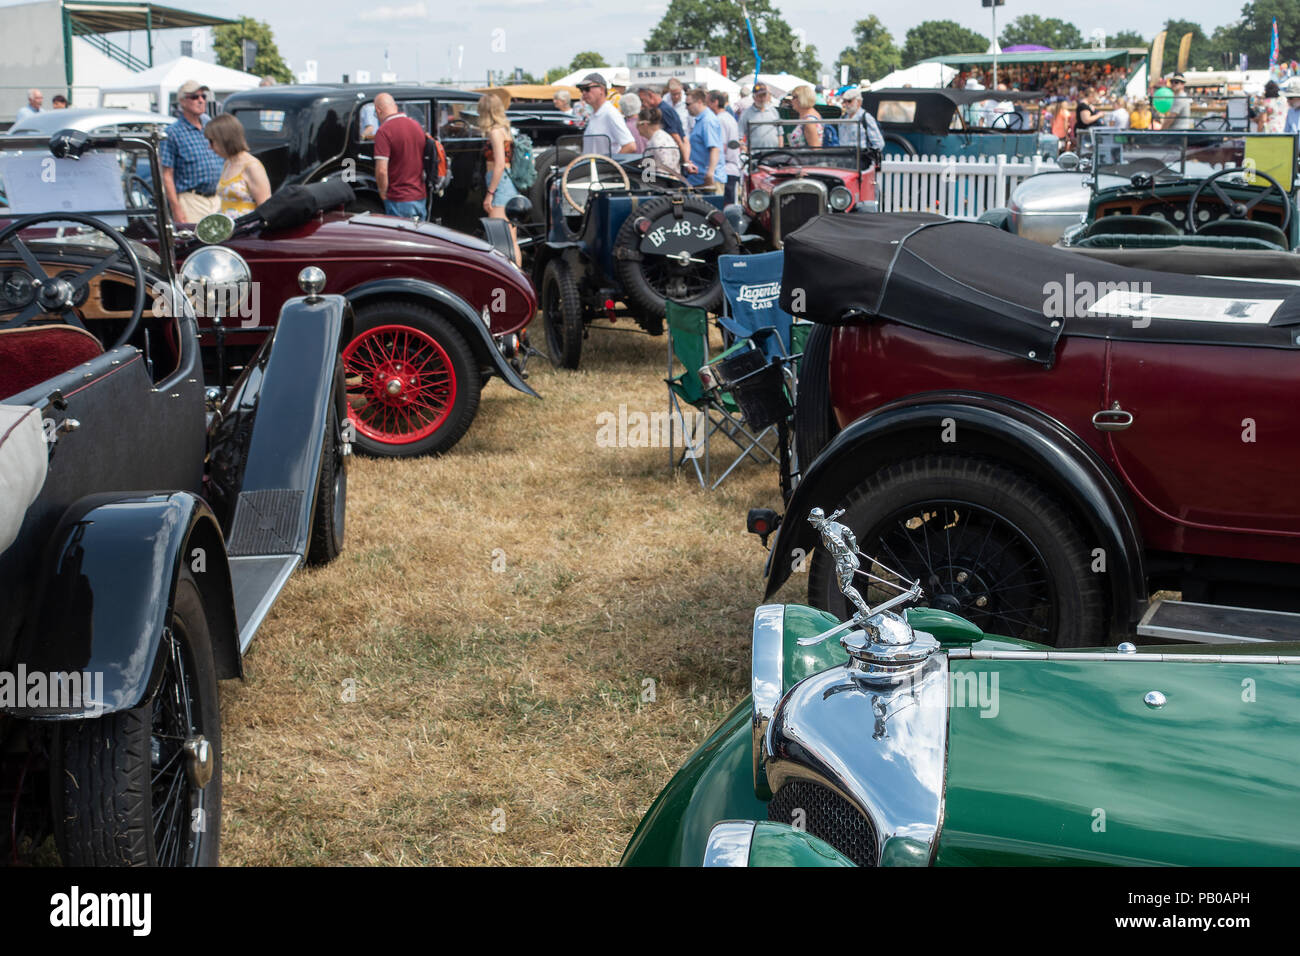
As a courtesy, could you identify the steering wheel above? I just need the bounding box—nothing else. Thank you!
[560,153,632,213]
[756,150,803,170]
[989,111,1025,131]
[1195,116,1230,131]
[1187,166,1291,236]
[0,213,147,350]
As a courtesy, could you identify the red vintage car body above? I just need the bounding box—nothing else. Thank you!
[744,161,876,249]
[829,323,1300,567]
[212,211,535,339]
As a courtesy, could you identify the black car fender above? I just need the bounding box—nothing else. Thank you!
[765,393,1147,635]
[344,277,539,398]
[3,492,240,719]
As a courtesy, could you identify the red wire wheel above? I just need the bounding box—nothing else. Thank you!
[343,324,457,445]
[342,303,482,457]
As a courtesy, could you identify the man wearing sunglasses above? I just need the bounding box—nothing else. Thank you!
[160,80,224,224]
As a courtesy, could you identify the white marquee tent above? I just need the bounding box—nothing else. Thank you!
[872,62,958,90]
[99,55,260,114]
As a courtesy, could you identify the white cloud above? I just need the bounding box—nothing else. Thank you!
[358,2,428,21]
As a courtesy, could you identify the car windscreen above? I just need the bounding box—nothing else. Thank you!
[0,144,159,228]
[1091,131,1298,191]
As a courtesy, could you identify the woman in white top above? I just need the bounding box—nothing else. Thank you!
[636,107,680,179]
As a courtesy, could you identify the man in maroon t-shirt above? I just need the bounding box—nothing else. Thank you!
[373,93,427,218]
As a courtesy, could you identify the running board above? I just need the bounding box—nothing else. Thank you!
[1137,600,1300,644]
[228,554,301,652]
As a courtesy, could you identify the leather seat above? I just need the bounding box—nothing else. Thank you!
[0,325,103,400]
[1196,218,1290,249]
[1082,214,1181,238]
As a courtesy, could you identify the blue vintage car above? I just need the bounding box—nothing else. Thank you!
[865,88,1057,160]
[529,137,739,369]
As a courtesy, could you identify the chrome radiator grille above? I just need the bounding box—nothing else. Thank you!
[767,780,877,866]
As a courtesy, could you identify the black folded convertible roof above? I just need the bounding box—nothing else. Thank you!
[779,214,1300,366]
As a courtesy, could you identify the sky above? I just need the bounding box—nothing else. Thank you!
[3,0,1253,85]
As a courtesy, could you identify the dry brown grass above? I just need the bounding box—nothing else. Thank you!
[219,322,791,865]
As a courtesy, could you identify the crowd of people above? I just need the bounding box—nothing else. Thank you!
[552,71,884,192]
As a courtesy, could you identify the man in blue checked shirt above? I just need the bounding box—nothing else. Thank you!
[159,79,225,224]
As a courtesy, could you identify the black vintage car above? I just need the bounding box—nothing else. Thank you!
[0,129,349,865]
[223,83,490,232]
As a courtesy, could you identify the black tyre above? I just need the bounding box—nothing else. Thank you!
[793,323,838,478]
[883,133,917,158]
[808,455,1106,647]
[307,361,348,565]
[343,301,482,457]
[542,258,584,370]
[53,568,222,866]
[613,194,738,333]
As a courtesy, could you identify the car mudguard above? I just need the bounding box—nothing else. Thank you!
[765,393,1147,637]
[3,493,240,719]
[344,277,539,398]
[225,295,348,550]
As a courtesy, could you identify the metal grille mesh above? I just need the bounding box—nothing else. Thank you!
[775,191,823,239]
[768,780,878,866]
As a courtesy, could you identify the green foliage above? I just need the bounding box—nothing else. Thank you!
[1108,30,1147,49]
[568,51,608,72]
[902,20,987,68]
[1230,0,1300,66]
[213,17,292,84]
[837,15,901,83]
[644,0,821,79]
[999,15,1084,50]
[545,66,570,84]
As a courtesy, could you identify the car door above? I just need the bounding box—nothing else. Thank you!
[431,95,486,232]
[1103,339,1300,546]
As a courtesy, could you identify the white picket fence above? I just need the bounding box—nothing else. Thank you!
[878,154,1058,219]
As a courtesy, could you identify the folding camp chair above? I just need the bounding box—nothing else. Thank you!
[718,252,811,493]
[665,300,786,489]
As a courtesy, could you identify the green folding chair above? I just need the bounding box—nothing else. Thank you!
[665,300,784,489]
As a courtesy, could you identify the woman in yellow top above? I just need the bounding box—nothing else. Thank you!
[204,114,271,217]
[1129,100,1153,130]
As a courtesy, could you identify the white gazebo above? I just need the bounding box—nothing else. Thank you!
[872,63,958,89]
[99,55,261,113]
[753,72,814,98]
[552,66,632,89]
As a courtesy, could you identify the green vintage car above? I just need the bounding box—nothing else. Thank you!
[623,528,1300,867]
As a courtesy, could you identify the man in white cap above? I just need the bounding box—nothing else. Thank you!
[159,79,224,223]
[577,72,635,155]
[840,86,884,153]
[1283,77,1300,134]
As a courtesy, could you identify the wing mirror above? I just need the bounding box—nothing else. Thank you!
[195,212,235,244]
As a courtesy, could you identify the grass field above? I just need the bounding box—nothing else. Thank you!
[219,322,793,865]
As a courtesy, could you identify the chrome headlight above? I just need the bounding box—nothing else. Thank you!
[829,186,854,211]
[180,246,253,322]
[748,188,771,213]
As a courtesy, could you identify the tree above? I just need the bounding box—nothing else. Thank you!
[999,15,1083,50]
[838,15,901,83]
[1108,30,1147,49]
[214,17,292,84]
[544,65,570,83]
[568,51,608,73]
[902,20,987,68]
[1228,0,1300,66]
[644,0,820,80]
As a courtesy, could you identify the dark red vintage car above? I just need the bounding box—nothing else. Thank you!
[179,181,538,457]
[761,212,1300,648]
[737,116,877,250]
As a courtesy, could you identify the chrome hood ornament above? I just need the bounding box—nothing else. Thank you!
[800,506,937,682]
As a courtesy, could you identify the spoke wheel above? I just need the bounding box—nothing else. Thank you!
[54,568,221,866]
[343,301,481,457]
[808,456,1106,647]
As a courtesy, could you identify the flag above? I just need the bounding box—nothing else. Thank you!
[1270,18,1279,72]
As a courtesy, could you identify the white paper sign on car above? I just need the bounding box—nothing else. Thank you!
[1089,290,1281,324]
[0,151,125,218]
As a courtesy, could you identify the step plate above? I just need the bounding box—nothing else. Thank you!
[229,554,300,652]
[1138,600,1300,643]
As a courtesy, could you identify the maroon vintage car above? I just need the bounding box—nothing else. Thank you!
[737,116,877,250]
[760,212,1300,648]
[180,181,537,457]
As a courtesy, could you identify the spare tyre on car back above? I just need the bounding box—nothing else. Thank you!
[613,193,738,333]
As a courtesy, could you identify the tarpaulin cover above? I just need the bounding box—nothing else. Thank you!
[778,213,1300,366]
[252,180,356,232]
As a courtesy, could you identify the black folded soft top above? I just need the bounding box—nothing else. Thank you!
[779,214,1300,366]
